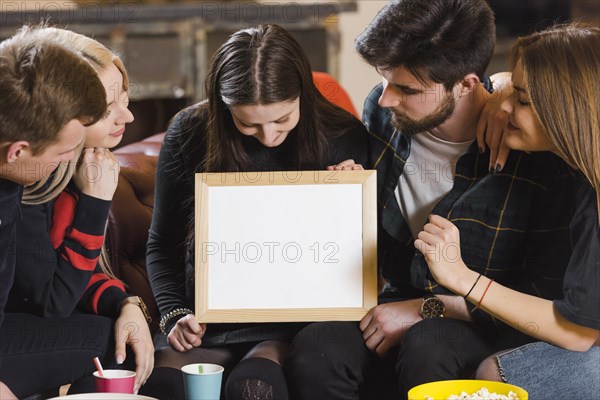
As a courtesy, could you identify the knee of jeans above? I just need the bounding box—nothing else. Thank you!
[475,355,501,381]
[285,323,357,380]
[287,327,332,370]
[285,345,325,386]
[398,319,459,366]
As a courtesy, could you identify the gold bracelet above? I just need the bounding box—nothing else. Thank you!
[159,308,193,335]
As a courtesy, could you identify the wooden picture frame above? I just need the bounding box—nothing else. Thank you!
[194,170,377,323]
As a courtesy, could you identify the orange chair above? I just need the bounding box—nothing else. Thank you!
[312,71,360,119]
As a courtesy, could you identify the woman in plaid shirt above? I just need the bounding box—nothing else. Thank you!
[416,23,599,398]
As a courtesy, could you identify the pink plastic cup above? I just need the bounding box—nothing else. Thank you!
[93,369,136,394]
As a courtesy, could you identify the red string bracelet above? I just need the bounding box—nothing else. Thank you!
[474,279,494,310]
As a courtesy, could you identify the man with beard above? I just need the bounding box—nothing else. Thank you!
[285,1,577,399]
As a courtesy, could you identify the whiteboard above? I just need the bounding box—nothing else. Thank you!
[195,170,377,322]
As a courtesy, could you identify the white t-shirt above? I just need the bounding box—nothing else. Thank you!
[395,131,474,239]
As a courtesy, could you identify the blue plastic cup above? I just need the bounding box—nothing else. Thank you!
[181,363,224,400]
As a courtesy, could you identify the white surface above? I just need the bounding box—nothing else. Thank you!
[203,184,364,309]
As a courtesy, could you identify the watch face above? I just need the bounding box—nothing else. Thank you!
[421,297,445,318]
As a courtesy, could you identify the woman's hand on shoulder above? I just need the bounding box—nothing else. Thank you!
[73,147,120,200]
[167,314,207,352]
[477,72,512,173]
[327,159,364,171]
[114,303,154,394]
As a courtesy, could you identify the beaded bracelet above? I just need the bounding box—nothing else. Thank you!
[464,273,482,299]
[159,308,194,335]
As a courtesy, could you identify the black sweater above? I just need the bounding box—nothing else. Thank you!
[0,178,21,327]
[554,175,600,330]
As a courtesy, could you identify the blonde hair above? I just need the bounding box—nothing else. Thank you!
[23,26,128,204]
[511,23,600,224]
[21,26,130,280]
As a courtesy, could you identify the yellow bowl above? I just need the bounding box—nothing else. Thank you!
[408,379,528,400]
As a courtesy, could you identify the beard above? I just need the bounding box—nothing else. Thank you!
[389,91,456,136]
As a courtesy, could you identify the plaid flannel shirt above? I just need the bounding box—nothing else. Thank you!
[364,82,578,333]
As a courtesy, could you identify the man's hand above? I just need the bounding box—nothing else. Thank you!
[359,299,423,357]
[167,314,206,352]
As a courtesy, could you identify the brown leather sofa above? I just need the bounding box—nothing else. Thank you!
[107,133,164,334]
[105,72,358,335]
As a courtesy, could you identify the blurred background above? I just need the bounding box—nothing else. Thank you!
[1,0,598,147]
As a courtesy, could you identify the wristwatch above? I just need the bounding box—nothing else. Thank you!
[419,294,445,319]
[120,296,152,323]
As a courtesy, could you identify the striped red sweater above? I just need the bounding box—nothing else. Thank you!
[7,185,128,318]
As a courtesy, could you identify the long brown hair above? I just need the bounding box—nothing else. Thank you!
[511,23,600,224]
[198,23,357,172]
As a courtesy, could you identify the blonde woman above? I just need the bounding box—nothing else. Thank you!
[415,23,599,398]
[4,26,153,396]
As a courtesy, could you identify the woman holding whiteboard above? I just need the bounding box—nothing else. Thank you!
[146,24,369,399]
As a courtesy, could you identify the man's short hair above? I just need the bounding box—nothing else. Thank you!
[355,0,496,90]
[0,26,106,154]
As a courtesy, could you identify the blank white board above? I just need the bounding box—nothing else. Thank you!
[194,170,377,322]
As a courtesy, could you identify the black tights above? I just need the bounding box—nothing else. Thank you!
[225,357,288,400]
[142,335,290,400]
[140,339,243,399]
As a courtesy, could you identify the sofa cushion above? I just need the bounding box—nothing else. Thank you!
[107,133,165,333]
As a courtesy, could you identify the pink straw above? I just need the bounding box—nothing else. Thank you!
[93,357,104,377]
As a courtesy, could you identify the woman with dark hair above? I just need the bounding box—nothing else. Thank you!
[415,23,599,398]
[145,24,369,399]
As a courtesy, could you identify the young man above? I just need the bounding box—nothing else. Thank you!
[0,28,106,398]
[285,1,576,398]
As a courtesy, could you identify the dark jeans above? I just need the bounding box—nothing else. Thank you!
[285,319,534,400]
[0,313,130,398]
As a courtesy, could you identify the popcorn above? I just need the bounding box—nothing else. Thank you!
[425,387,520,400]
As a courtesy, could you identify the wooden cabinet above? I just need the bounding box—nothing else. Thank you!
[1,2,355,102]
[1,2,356,143]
